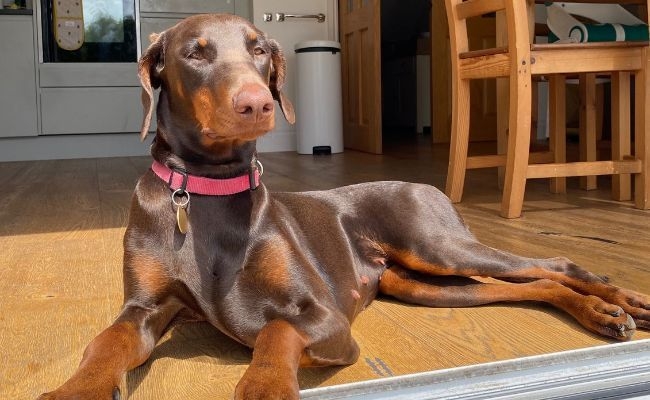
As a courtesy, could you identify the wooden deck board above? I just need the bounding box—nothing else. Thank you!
[1,141,649,399]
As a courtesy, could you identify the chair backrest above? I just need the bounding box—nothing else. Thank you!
[445,0,535,62]
[445,0,504,55]
[444,0,534,77]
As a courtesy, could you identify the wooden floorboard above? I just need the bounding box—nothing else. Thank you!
[1,139,649,399]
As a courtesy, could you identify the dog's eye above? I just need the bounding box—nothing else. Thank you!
[253,47,266,56]
[187,51,203,60]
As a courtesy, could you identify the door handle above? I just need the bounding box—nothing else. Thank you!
[275,13,326,23]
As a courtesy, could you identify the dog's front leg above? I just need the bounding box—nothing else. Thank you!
[38,301,182,400]
[234,320,309,400]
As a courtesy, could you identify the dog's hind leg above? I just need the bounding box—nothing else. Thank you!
[378,265,636,340]
[378,238,650,332]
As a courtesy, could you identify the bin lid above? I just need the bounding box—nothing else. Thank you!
[295,40,341,53]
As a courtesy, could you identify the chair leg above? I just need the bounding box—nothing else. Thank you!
[501,72,533,218]
[611,72,632,201]
[635,55,650,210]
[549,75,566,194]
[496,14,509,190]
[445,78,471,203]
[497,77,509,190]
[579,73,598,190]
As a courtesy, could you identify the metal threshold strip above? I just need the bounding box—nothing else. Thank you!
[300,339,650,400]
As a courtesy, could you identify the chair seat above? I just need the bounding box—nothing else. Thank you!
[459,40,649,60]
[459,41,649,81]
[531,43,648,75]
[531,40,649,51]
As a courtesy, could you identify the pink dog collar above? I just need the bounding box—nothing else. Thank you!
[151,159,262,195]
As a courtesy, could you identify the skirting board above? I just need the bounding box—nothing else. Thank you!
[301,339,650,400]
[0,130,297,162]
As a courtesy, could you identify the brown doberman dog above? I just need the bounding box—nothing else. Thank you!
[39,14,649,400]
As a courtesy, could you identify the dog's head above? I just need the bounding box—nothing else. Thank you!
[138,14,295,151]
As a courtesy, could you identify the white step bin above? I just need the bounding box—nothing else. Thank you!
[294,40,343,155]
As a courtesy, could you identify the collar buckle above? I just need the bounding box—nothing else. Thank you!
[168,167,189,192]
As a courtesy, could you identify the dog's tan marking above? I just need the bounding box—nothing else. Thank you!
[191,87,215,128]
[191,85,234,144]
[381,244,461,276]
[127,254,170,297]
[173,80,186,100]
[251,240,293,291]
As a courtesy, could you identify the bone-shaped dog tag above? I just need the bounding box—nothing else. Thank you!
[176,205,189,234]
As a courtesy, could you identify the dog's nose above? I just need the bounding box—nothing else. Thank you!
[233,83,274,122]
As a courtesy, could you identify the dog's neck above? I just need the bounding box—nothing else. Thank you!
[149,129,264,236]
[150,130,258,180]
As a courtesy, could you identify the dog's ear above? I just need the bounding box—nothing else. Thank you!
[268,39,295,125]
[138,32,167,141]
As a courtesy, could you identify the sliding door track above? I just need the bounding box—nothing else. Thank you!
[301,339,650,399]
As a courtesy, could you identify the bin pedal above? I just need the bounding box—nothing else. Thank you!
[313,146,332,155]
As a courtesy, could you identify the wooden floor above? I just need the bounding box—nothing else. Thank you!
[2,137,649,399]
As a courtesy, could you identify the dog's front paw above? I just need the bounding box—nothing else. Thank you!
[37,385,121,400]
[234,367,299,400]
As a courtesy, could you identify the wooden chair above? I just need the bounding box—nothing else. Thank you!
[443,0,650,218]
